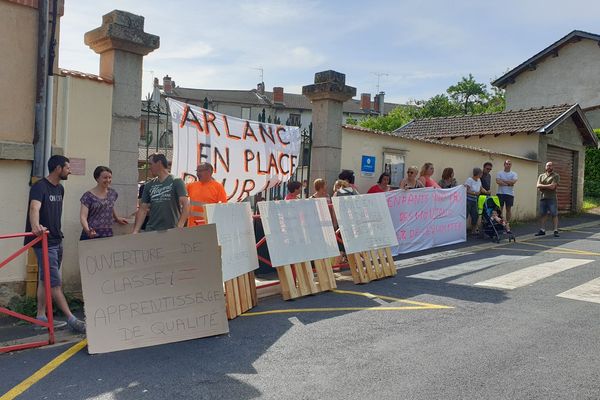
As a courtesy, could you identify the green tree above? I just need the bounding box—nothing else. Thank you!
[358,106,413,132]
[412,94,462,119]
[447,73,488,114]
[584,129,600,197]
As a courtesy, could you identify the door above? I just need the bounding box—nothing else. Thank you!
[546,146,575,212]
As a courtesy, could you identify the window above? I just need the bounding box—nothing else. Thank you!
[383,152,405,188]
[288,113,301,127]
[241,107,251,120]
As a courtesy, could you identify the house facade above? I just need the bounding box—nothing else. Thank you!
[492,30,600,129]
[393,104,597,214]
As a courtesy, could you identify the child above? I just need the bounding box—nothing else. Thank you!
[491,207,512,234]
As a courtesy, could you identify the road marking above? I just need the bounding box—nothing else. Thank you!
[1,339,87,400]
[474,258,594,290]
[557,277,600,304]
[241,306,450,316]
[511,240,600,256]
[394,250,472,269]
[241,290,452,316]
[406,255,528,281]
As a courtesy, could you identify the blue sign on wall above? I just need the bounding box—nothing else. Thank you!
[361,155,376,176]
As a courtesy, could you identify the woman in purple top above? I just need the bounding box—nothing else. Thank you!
[79,166,128,240]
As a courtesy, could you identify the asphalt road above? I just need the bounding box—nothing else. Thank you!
[2,221,600,400]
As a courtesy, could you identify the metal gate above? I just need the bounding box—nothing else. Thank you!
[140,96,172,181]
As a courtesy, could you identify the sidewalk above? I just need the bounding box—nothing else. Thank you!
[3,211,600,351]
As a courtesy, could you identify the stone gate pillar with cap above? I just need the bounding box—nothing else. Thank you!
[302,70,356,192]
[84,10,159,217]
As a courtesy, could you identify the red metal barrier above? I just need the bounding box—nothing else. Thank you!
[252,212,349,290]
[0,232,55,353]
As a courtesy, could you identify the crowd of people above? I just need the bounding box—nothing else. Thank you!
[289,159,560,239]
[26,153,560,333]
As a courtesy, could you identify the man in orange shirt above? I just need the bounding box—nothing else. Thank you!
[187,162,227,226]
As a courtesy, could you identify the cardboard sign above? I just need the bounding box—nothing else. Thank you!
[332,193,398,254]
[258,198,339,266]
[204,202,259,281]
[168,99,301,201]
[78,226,228,354]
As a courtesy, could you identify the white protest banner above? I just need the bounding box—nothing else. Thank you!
[385,186,466,255]
[78,226,228,354]
[204,202,258,282]
[332,193,398,254]
[168,99,301,201]
[258,198,339,266]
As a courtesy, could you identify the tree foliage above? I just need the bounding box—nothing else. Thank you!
[354,74,506,132]
[584,130,600,197]
[358,106,414,132]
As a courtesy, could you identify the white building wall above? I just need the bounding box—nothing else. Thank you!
[505,40,600,113]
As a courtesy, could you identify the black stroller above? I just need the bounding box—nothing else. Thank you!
[480,196,516,243]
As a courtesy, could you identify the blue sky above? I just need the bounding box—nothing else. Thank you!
[59,0,600,104]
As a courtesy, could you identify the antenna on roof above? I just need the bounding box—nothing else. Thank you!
[251,66,264,84]
[371,72,389,93]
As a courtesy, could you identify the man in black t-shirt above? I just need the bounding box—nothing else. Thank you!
[26,155,85,333]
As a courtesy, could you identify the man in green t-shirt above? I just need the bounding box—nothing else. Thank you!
[133,153,189,233]
[535,161,560,237]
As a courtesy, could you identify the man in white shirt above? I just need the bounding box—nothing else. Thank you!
[496,159,518,221]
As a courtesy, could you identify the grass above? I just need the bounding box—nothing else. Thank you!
[583,196,600,211]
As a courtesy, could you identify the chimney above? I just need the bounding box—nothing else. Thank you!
[163,75,172,94]
[374,91,385,115]
[257,82,265,95]
[360,93,371,111]
[273,87,284,103]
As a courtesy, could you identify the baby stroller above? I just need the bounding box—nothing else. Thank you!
[479,196,516,243]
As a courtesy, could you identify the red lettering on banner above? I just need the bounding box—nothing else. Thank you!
[180,105,203,133]
[222,115,231,136]
[222,178,239,202]
[202,110,221,137]
[242,121,259,142]
[256,152,269,175]
[275,127,290,146]
[258,124,276,145]
[244,150,255,172]
[278,153,289,175]
[269,154,280,175]
[237,179,256,201]
[214,147,230,173]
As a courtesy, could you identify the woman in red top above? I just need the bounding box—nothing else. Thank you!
[367,173,391,193]
[418,162,441,188]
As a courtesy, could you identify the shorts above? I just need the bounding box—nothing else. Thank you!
[33,243,63,288]
[539,198,558,217]
[497,194,514,208]
[466,200,479,226]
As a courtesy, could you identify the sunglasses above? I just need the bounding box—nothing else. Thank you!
[407,171,415,174]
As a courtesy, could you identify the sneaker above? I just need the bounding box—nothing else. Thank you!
[554,230,560,237]
[67,318,86,334]
[34,317,67,330]
[534,230,546,236]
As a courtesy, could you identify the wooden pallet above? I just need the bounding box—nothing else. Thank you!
[275,258,337,300]
[224,271,258,319]
[347,247,396,284]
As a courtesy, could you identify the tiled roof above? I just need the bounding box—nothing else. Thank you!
[493,30,600,88]
[171,88,268,106]
[343,124,538,161]
[58,69,113,84]
[393,104,598,147]
[168,86,400,115]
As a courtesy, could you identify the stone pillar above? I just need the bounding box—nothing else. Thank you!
[302,71,356,191]
[84,10,159,218]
